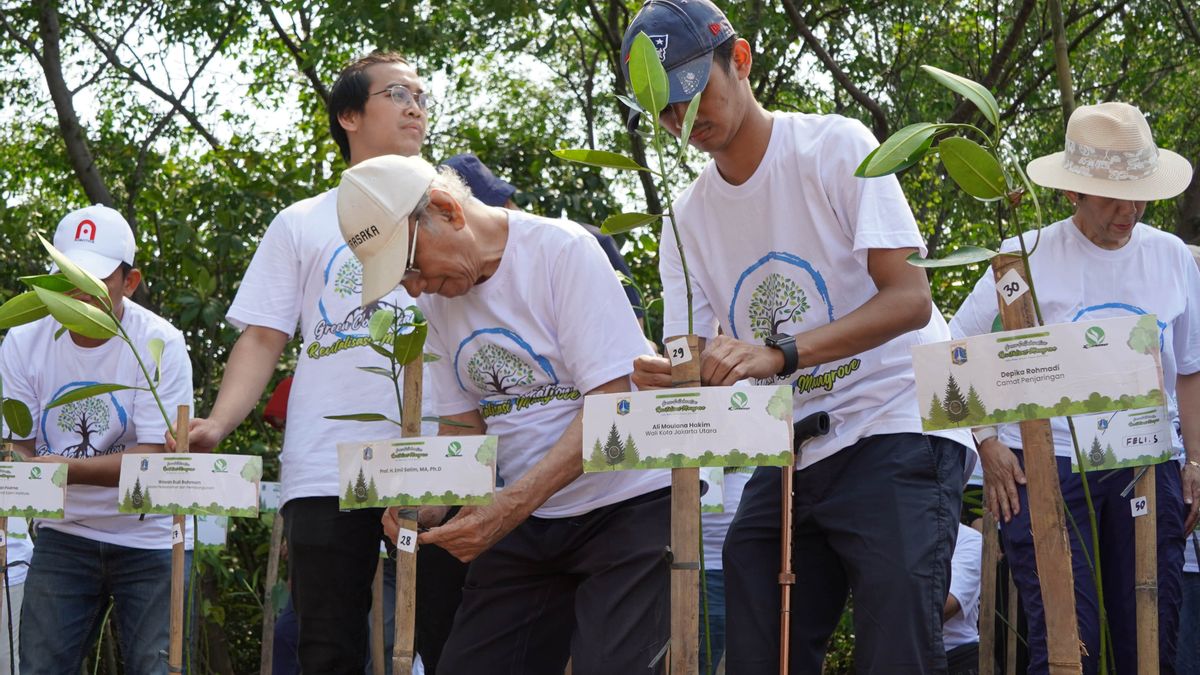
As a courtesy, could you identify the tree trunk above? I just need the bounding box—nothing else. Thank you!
[1177,168,1200,243]
[1047,0,1076,125]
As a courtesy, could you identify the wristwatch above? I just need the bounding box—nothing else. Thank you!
[764,333,799,378]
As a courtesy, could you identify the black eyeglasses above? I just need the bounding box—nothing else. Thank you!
[372,84,433,112]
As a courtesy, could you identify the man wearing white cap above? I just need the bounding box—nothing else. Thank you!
[0,204,194,674]
[338,154,672,674]
[951,101,1200,673]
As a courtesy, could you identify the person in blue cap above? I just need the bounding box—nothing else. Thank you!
[622,1,974,672]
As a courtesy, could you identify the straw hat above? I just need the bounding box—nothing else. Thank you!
[1027,102,1193,201]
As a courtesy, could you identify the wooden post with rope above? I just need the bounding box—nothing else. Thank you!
[668,335,701,675]
[371,559,386,675]
[168,405,189,675]
[978,510,1001,675]
[259,508,285,675]
[0,443,8,645]
[1133,465,1157,675]
[991,254,1081,674]
[391,363,423,674]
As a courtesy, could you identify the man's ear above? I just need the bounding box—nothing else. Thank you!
[428,189,466,230]
[123,268,143,298]
[732,38,753,80]
[338,108,361,134]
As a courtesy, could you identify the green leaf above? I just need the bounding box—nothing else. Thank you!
[615,93,644,114]
[392,323,428,366]
[628,32,669,117]
[422,415,474,429]
[356,366,394,378]
[2,398,33,438]
[678,92,702,159]
[369,343,394,361]
[147,337,165,385]
[47,383,144,409]
[368,309,395,342]
[601,212,661,235]
[551,149,649,172]
[32,286,120,340]
[905,246,999,268]
[324,412,396,423]
[422,353,441,363]
[19,274,75,293]
[0,291,50,329]
[37,234,111,304]
[938,137,1007,201]
[855,123,945,177]
[921,65,1000,129]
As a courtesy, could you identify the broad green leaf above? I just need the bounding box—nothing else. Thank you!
[678,92,702,159]
[37,234,110,304]
[324,412,397,424]
[147,338,165,385]
[47,383,143,409]
[938,137,1007,201]
[393,323,428,366]
[601,212,661,235]
[615,93,644,114]
[33,287,120,340]
[422,353,441,363]
[423,415,474,429]
[921,65,1000,129]
[551,149,648,172]
[905,246,999,268]
[855,123,944,177]
[369,343,394,361]
[356,366,394,378]
[2,398,33,438]
[0,291,50,329]
[19,274,74,293]
[368,309,395,342]
[628,32,669,117]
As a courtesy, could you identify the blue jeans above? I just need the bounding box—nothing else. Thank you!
[1177,570,1200,674]
[699,569,726,675]
[20,527,192,675]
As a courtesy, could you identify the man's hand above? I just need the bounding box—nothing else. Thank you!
[167,417,227,453]
[632,355,673,390]
[417,505,450,530]
[418,501,515,563]
[979,438,1026,523]
[699,335,784,386]
[1182,463,1200,533]
[26,455,67,465]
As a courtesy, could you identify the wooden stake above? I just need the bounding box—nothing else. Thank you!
[669,335,701,675]
[371,558,385,675]
[169,405,189,674]
[991,254,1081,674]
[1134,465,1157,675]
[0,443,8,644]
[979,510,1000,675]
[259,511,284,675]
[1006,568,1019,675]
[391,362,423,675]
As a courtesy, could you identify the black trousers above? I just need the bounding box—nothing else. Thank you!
[723,433,966,674]
[282,497,383,675]
[438,488,671,675]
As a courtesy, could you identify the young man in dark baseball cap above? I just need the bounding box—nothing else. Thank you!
[623,1,974,672]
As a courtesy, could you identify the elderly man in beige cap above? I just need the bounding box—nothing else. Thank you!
[338,154,672,675]
[951,101,1200,674]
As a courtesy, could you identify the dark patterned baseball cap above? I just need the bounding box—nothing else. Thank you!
[620,0,735,108]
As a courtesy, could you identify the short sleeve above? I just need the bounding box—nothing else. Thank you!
[422,300,478,418]
[1173,247,1200,375]
[949,269,1001,340]
[553,235,652,394]
[135,329,194,445]
[226,211,303,335]
[659,213,718,341]
[0,331,37,441]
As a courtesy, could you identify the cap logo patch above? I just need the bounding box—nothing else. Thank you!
[679,70,701,94]
[649,35,668,62]
[709,23,721,35]
[75,219,97,242]
[347,225,381,250]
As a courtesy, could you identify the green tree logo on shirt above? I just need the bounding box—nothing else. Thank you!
[749,273,810,339]
[467,345,535,395]
[55,397,109,457]
[334,258,363,298]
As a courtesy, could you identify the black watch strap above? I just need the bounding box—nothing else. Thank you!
[765,333,799,378]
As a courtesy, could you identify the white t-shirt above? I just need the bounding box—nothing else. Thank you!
[949,219,1200,457]
[663,112,972,469]
[5,517,31,586]
[227,188,434,506]
[421,211,670,518]
[701,469,751,570]
[0,301,193,549]
[944,523,983,649]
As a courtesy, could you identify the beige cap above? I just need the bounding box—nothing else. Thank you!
[337,155,437,305]
[1027,102,1192,202]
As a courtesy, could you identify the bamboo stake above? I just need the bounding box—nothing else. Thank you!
[669,335,701,675]
[169,405,189,674]
[1133,466,1157,674]
[391,362,423,675]
[979,510,1000,675]
[990,255,1081,674]
[0,442,9,650]
[259,511,284,675]
[371,558,385,675]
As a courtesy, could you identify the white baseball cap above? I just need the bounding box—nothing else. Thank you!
[337,154,438,306]
[52,205,136,279]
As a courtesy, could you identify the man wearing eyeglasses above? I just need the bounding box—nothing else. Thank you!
[176,52,434,673]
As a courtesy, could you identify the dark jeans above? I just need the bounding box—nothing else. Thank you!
[1001,453,1186,675]
[282,497,383,675]
[1178,568,1200,675]
[946,642,979,675]
[439,488,671,675]
[724,433,965,674]
[699,569,726,675]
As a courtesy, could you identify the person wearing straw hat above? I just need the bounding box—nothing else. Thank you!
[950,101,1200,674]
[338,154,672,675]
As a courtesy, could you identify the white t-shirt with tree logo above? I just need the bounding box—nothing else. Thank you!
[421,211,670,518]
[227,188,434,507]
[662,112,971,470]
[0,301,193,549]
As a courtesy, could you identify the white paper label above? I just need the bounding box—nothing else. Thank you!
[1130,496,1149,518]
[995,268,1029,306]
[171,523,184,545]
[665,337,693,367]
[396,527,418,553]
